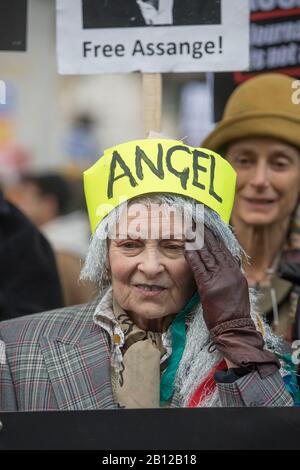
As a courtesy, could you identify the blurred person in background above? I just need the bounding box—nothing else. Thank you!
[6,173,95,306]
[203,73,300,342]
[0,190,63,320]
[63,113,99,168]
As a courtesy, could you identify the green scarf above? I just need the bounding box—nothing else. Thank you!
[160,292,199,405]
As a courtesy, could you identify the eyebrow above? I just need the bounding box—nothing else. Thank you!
[113,236,186,242]
[230,148,256,156]
[270,150,295,158]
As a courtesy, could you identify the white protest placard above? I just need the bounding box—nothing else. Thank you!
[56,0,250,74]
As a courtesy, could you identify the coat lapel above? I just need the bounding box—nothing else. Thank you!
[40,327,117,410]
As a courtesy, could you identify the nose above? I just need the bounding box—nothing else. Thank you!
[249,160,270,190]
[137,247,165,277]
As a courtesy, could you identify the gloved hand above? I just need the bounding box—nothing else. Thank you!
[185,226,280,378]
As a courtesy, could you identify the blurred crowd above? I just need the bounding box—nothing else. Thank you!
[1,169,96,320]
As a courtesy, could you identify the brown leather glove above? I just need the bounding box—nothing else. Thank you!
[185,227,280,378]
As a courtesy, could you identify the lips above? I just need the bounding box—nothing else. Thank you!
[134,283,166,291]
[243,197,278,208]
[134,283,167,297]
[245,198,277,204]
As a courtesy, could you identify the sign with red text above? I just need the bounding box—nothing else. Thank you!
[56,0,249,74]
[212,0,300,121]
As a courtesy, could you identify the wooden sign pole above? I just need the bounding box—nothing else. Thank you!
[142,73,162,136]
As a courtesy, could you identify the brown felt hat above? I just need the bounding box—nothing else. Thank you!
[202,73,300,153]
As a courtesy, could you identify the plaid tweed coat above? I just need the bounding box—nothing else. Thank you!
[0,297,293,411]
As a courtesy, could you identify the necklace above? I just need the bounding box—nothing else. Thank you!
[254,266,280,328]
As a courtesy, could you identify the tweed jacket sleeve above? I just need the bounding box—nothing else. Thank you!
[0,337,17,411]
[216,370,294,407]
[0,299,117,411]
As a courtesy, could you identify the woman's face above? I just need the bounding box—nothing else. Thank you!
[108,203,196,329]
[226,137,300,227]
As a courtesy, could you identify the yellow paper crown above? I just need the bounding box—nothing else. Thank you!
[84,139,236,234]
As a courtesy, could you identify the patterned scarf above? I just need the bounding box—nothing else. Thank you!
[112,297,170,408]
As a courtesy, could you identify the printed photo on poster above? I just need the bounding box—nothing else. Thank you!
[82,0,221,28]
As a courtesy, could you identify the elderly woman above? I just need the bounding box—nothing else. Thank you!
[203,74,300,341]
[0,139,295,410]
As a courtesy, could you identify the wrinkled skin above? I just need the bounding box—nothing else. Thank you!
[185,226,280,377]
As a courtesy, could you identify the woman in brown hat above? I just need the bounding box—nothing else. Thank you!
[203,73,300,341]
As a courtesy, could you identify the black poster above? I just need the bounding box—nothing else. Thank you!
[0,0,27,51]
[1,408,300,450]
[82,0,221,29]
[213,3,300,122]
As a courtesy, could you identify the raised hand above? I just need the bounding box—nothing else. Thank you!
[185,226,280,377]
[185,226,251,333]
